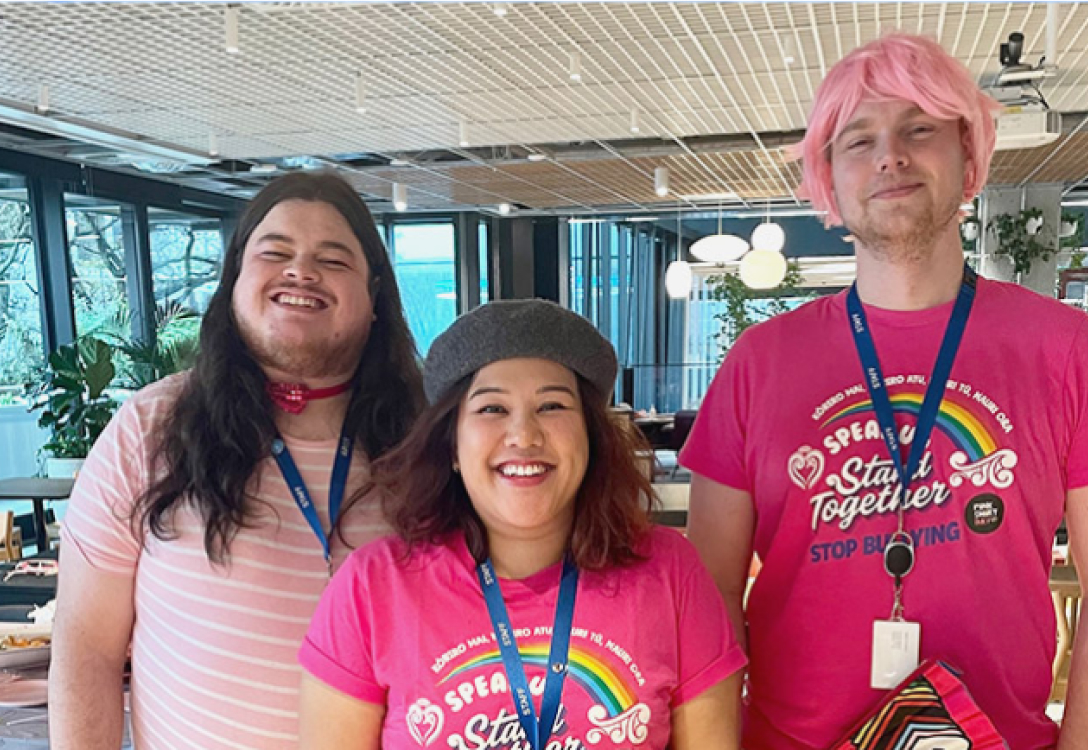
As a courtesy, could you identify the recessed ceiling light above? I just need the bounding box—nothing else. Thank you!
[527,153,548,162]
[569,50,582,82]
[492,3,507,16]
[654,166,669,197]
[355,73,366,114]
[249,163,277,174]
[625,216,659,223]
[498,202,512,215]
[783,36,796,66]
[225,7,240,54]
[389,158,410,167]
[36,84,49,115]
[393,183,407,211]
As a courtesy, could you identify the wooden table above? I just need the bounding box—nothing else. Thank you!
[633,415,675,449]
[0,479,74,553]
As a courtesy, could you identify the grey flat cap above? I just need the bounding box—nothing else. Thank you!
[423,299,618,405]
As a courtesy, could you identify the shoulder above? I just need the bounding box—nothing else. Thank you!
[632,526,706,574]
[977,276,1088,332]
[115,372,191,426]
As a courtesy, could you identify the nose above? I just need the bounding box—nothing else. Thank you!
[505,412,545,449]
[283,255,321,284]
[876,136,910,173]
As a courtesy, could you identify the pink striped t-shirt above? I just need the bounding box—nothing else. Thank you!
[60,374,391,750]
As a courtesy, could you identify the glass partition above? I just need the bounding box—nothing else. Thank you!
[479,219,489,304]
[389,221,457,355]
[64,195,129,338]
[0,173,43,402]
[149,207,224,314]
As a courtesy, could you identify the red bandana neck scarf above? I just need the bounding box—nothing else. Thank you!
[266,380,353,415]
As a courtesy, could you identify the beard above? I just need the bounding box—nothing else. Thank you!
[236,315,370,381]
[846,191,962,264]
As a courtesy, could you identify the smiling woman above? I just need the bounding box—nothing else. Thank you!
[297,299,747,750]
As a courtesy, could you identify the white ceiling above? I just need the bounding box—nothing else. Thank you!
[1,1,1087,212]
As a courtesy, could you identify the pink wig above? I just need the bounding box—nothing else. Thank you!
[795,33,1000,227]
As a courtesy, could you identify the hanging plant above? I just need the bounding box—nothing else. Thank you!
[1060,211,1085,251]
[987,208,1052,276]
[960,217,980,255]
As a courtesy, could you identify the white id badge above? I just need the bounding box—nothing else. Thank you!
[870,620,920,689]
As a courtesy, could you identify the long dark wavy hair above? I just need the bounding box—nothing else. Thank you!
[134,172,424,562]
[375,373,654,571]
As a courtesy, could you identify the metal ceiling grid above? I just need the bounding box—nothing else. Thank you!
[1,2,1088,211]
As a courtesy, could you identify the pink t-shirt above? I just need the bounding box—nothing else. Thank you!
[61,375,391,750]
[300,526,746,749]
[681,277,1088,750]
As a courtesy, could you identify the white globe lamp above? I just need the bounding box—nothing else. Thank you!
[665,260,693,299]
[751,221,785,252]
[739,249,788,289]
[689,233,749,263]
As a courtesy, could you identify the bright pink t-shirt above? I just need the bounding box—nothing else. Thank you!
[681,277,1088,750]
[300,526,746,749]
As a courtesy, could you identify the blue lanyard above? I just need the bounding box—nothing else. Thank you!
[476,556,578,750]
[271,429,354,570]
[846,264,977,503]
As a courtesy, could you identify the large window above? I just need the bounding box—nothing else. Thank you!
[478,220,489,304]
[389,221,457,355]
[0,173,43,401]
[149,208,224,314]
[65,196,129,338]
[569,220,659,407]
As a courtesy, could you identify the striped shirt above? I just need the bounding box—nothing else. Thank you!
[61,374,391,750]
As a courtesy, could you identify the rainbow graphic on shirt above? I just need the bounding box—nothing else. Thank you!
[821,392,997,462]
[439,643,638,718]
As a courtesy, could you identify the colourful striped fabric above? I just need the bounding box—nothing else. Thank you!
[832,661,1007,750]
[61,375,391,749]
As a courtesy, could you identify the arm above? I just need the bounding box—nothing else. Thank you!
[1058,487,1088,749]
[298,672,384,750]
[685,473,756,652]
[670,671,743,750]
[48,548,135,750]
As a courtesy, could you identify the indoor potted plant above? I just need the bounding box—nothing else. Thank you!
[24,336,119,477]
[987,207,1053,276]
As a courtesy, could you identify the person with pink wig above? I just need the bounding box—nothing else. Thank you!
[681,32,1088,750]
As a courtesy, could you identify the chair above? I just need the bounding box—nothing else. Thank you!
[0,511,24,562]
[667,410,698,479]
[45,508,61,550]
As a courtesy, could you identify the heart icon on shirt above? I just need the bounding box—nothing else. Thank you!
[787,446,825,490]
[406,698,444,746]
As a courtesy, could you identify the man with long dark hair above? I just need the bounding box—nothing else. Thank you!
[49,172,424,750]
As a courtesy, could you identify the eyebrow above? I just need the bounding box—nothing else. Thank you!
[253,232,357,255]
[836,106,929,142]
[468,384,577,400]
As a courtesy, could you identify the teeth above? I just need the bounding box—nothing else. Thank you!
[500,464,548,478]
[278,294,318,308]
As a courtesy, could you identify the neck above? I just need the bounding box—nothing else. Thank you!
[854,230,966,311]
[487,525,571,580]
[264,366,354,442]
